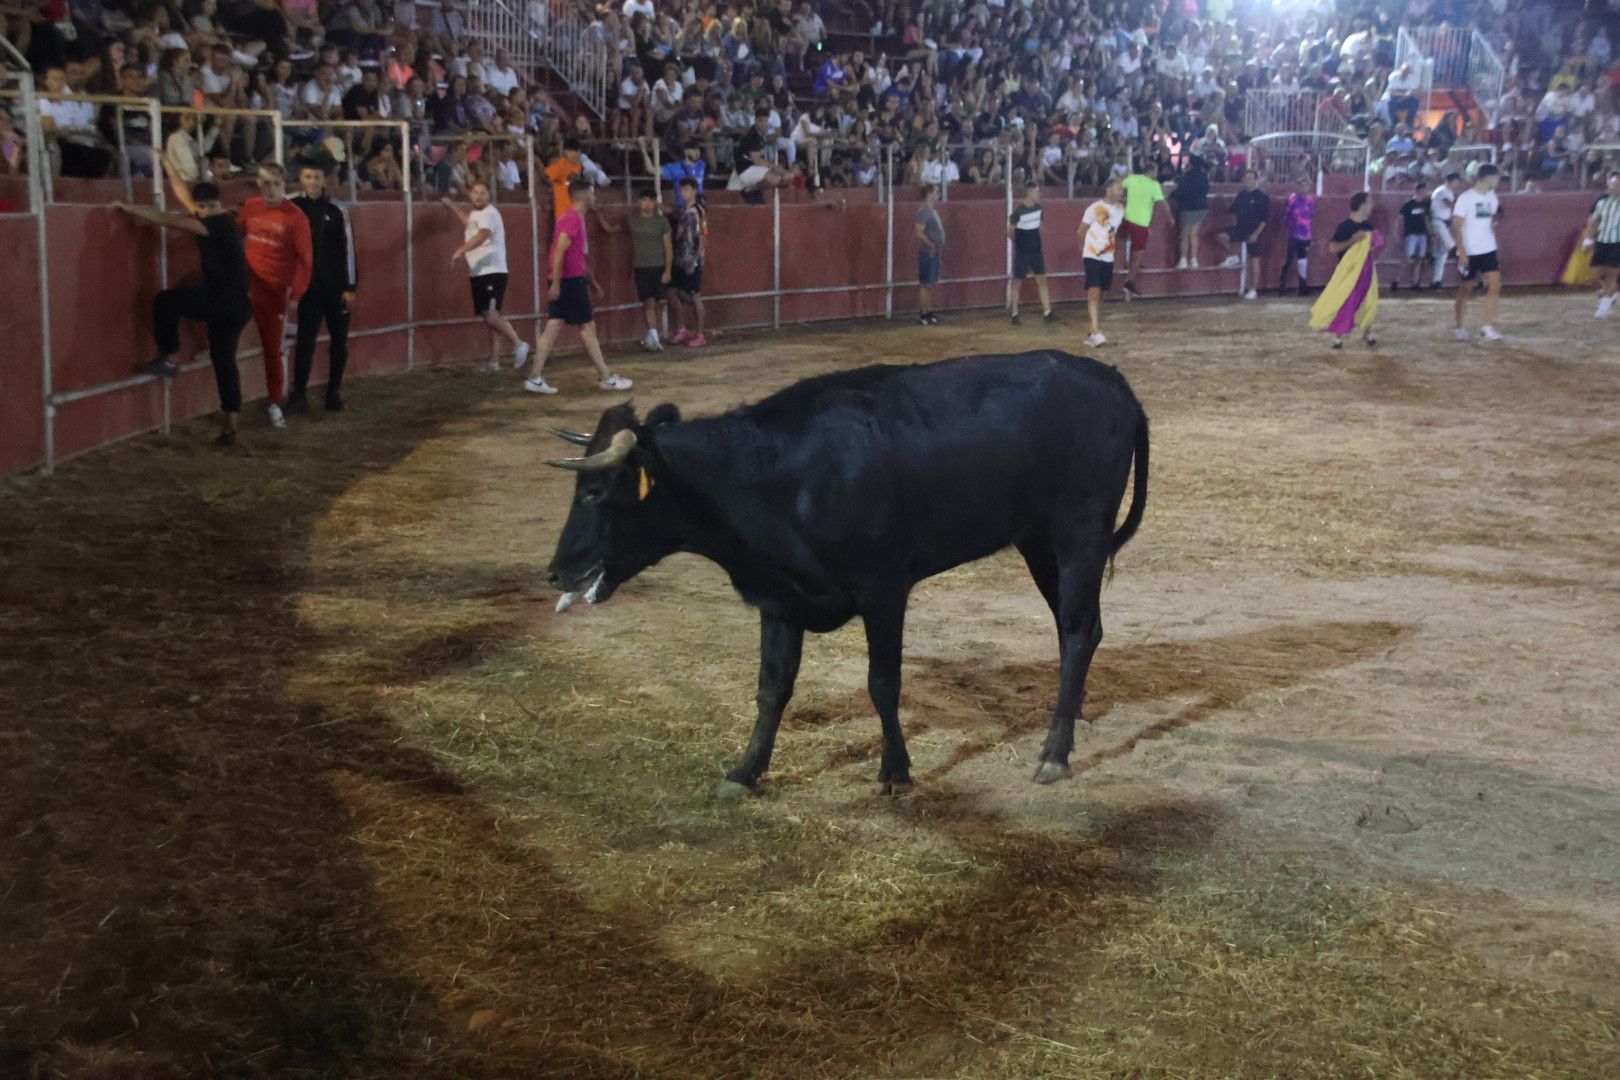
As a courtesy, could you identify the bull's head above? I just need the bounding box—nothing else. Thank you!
[544,402,682,606]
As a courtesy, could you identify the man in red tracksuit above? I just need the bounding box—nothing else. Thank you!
[237,163,312,427]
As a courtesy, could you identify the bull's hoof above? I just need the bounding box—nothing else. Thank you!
[878,779,914,797]
[1032,760,1070,785]
[713,779,756,801]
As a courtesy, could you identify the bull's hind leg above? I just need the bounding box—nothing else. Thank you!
[1032,532,1110,785]
[862,600,912,795]
[716,614,804,799]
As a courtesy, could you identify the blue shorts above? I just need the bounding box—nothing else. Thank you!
[918,249,941,286]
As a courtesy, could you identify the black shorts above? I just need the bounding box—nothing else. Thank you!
[1013,235,1045,278]
[470,272,508,314]
[633,266,668,301]
[1224,226,1268,255]
[547,276,593,326]
[1462,249,1500,279]
[672,264,703,295]
[1593,241,1620,269]
[1083,257,1113,291]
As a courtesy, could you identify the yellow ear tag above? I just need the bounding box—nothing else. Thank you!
[638,468,653,501]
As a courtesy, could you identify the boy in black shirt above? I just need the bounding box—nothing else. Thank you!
[119,182,253,446]
[1395,191,1429,290]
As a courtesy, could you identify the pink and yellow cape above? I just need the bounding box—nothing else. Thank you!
[1309,231,1381,336]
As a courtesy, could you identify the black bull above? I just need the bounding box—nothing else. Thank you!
[545,350,1149,796]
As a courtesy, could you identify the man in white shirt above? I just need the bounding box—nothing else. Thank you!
[1076,177,1124,347]
[1451,165,1504,341]
[442,181,531,371]
[618,61,651,138]
[1428,171,1465,287]
[200,45,256,166]
[301,64,344,121]
[483,47,521,96]
[1115,44,1142,85]
[1155,43,1189,82]
[1384,62,1421,126]
[622,0,654,21]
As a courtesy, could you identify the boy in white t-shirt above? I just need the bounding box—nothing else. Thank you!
[1077,177,1124,347]
[1451,164,1504,342]
[442,181,531,371]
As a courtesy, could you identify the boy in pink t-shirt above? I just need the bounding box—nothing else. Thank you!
[523,179,633,395]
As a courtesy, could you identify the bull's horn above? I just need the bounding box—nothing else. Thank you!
[550,428,594,446]
[545,428,637,471]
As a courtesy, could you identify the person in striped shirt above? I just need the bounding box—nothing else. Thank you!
[1583,172,1620,318]
[1007,184,1056,325]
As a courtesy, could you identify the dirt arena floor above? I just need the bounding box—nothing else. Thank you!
[3,289,1619,1079]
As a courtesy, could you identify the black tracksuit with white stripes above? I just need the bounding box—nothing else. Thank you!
[290,193,357,405]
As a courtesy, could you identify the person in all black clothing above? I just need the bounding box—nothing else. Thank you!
[1394,190,1430,290]
[119,182,253,446]
[1214,167,1270,300]
[288,162,358,413]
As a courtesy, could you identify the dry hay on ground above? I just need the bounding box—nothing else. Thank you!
[2,290,1618,1078]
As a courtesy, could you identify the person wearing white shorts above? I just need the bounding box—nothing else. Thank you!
[1428,172,1466,288]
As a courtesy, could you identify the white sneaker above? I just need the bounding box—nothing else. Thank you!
[599,374,633,391]
[267,403,285,429]
[1453,327,1470,342]
[1244,289,1258,300]
[1190,257,1200,268]
[1085,331,1107,347]
[641,332,663,351]
[522,377,558,394]
[1222,255,1242,269]
[513,342,531,370]
[1177,258,1188,270]
[1597,296,1614,318]
[482,359,502,373]
[1481,325,1503,341]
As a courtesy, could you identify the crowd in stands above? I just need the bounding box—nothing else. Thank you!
[3,0,1620,199]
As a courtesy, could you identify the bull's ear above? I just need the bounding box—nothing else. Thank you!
[645,403,682,427]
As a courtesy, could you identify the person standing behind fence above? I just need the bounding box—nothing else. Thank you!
[628,186,673,351]
[289,162,357,413]
[1428,172,1465,289]
[1280,177,1315,296]
[670,177,710,348]
[1119,159,1165,299]
[442,181,531,372]
[522,179,634,393]
[235,163,313,429]
[1007,183,1056,326]
[1077,177,1124,348]
[1583,172,1620,318]
[914,183,944,325]
[118,182,253,447]
[1451,165,1504,342]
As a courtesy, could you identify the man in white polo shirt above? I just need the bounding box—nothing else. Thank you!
[1452,164,1503,342]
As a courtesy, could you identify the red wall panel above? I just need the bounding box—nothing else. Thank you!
[0,217,46,474]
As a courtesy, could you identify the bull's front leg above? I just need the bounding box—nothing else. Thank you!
[862,601,912,795]
[715,613,804,799]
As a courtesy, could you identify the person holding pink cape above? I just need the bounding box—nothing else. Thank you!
[1310,192,1382,349]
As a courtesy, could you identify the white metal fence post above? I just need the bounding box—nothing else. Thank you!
[402,120,416,371]
[772,183,782,330]
[884,145,894,320]
[527,134,540,335]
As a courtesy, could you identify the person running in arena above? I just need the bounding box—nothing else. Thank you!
[1077,177,1124,347]
[1451,164,1504,342]
[669,177,709,347]
[1428,172,1466,289]
[442,181,531,372]
[1310,190,1381,349]
[1119,158,1166,298]
[119,181,253,447]
[523,179,634,393]
[628,186,673,350]
[1279,176,1315,296]
[915,182,945,325]
[234,163,312,428]
[1007,183,1055,325]
[1214,167,1269,300]
[1582,171,1620,318]
[289,162,357,414]
[1394,187,1430,291]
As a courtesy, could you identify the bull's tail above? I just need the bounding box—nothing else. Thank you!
[1111,409,1149,555]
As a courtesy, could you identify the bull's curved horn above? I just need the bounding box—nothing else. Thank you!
[550,428,594,446]
[544,428,638,471]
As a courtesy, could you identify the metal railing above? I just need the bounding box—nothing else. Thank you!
[1249,131,1370,193]
[474,0,610,117]
[1469,30,1505,127]
[1395,28,1435,116]
[1244,89,1348,142]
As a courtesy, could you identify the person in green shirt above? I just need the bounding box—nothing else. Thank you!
[1007,183,1057,325]
[1120,160,1167,297]
[627,187,673,350]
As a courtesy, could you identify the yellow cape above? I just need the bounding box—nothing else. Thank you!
[1309,232,1379,333]
[1562,242,1593,287]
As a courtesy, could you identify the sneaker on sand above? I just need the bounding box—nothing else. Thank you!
[641,332,664,351]
[1122,279,1141,298]
[1010,311,1022,325]
[1043,310,1059,323]
[1596,296,1614,318]
[599,374,633,391]
[513,342,531,370]
[1221,255,1241,269]
[686,333,708,348]
[1085,331,1107,347]
[1453,327,1470,342]
[482,359,502,373]
[1481,325,1504,341]
[523,377,558,394]
[671,328,692,345]
[1244,289,1258,300]
[267,404,285,429]
[283,393,310,416]
[926,313,942,324]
